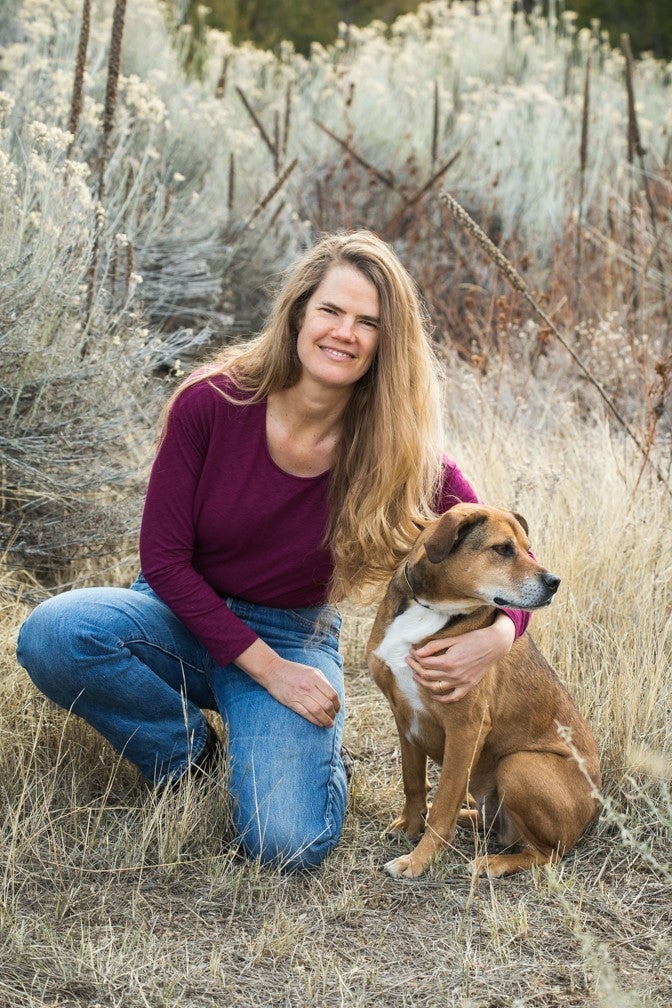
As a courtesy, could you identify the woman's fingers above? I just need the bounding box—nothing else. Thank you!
[411,637,455,658]
[406,639,488,704]
[269,661,341,726]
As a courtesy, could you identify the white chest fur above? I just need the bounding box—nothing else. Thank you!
[374,602,449,714]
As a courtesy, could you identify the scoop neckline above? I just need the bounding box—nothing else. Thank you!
[261,400,331,481]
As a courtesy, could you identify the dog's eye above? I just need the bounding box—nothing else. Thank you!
[492,543,515,557]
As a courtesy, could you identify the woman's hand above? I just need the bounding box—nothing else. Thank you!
[406,613,516,703]
[235,639,340,727]
[262,655,341,727]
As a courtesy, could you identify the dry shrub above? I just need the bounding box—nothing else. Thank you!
[3,0,671,584]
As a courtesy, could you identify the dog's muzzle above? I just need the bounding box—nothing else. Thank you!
[494,571,561,609]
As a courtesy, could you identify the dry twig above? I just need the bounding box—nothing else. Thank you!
[573,55,590,319]
[84,0,127,336]
[241,157,298,231]
[621,34,669,322]
[236,86,277,162]
[382,150,461,237]
[440,190,672,497]
[314,120,396,190]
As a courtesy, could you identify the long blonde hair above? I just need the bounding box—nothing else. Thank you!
[164,230,446,600]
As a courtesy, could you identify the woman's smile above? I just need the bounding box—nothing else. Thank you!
[318,344,356,361]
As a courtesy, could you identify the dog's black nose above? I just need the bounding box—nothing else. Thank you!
[543,572,561,594]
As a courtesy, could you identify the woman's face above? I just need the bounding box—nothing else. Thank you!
[295,264,380,393]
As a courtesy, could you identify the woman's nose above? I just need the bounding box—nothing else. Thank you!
[333,315,356,340]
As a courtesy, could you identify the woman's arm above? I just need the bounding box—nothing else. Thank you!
[140,385,259,665]
[407,611,516,703]
[140,384,339,726]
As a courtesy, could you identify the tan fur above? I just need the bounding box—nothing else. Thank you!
[366,503,601,879]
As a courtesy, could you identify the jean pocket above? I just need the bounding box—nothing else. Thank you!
[288,606,341,644]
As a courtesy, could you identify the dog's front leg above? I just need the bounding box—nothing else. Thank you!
[385,713,491,879]
[387,726,429,841]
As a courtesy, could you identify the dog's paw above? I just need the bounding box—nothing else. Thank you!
[471,855,494,878]
[386,823,424,842]
[386,811,426,841]
[471,854,516,879]
[383,854,427,879]
[472,849,553,878]
[456,807,480,829]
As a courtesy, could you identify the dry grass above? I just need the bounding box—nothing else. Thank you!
[1,380,670,1008]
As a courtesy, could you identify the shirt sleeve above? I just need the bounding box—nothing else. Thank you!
[139,386,260,666]
[438,455,530,639]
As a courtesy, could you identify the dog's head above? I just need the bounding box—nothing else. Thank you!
[406,503,560,612]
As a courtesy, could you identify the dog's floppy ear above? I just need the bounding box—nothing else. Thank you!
[424,511,487,564]
[511,511,529,535]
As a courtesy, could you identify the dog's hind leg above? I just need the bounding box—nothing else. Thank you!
[473,845,560,878]
[472,750,599,878]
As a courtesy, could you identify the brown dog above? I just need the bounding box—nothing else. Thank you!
[366,503,601,879]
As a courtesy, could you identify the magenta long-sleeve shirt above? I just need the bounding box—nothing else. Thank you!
[139,376,529,667]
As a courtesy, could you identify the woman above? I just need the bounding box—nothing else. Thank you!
[17,230,528,870]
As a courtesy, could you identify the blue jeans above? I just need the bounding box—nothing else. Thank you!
[16,575,347,870]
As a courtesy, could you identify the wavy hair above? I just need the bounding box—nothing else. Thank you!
[164,230,446,600]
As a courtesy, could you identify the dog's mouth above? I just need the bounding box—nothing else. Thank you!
[493,595,554,610]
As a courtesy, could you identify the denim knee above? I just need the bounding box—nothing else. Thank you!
[240,830,341,872]
[16,596,74,697]
[17,592,124,707]
[16,585,215,783]
[232,756,348,871]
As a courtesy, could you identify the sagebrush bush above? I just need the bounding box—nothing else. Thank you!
[0,0,670,580]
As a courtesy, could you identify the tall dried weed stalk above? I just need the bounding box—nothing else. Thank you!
[84,0,127,332]
[66,0,91,157]
[620,32,668,323]
[573,54,590,318]
[439,190,671,496]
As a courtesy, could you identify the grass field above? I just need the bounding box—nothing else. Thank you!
[2,380,670,1007]
[1,1,671,1005]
